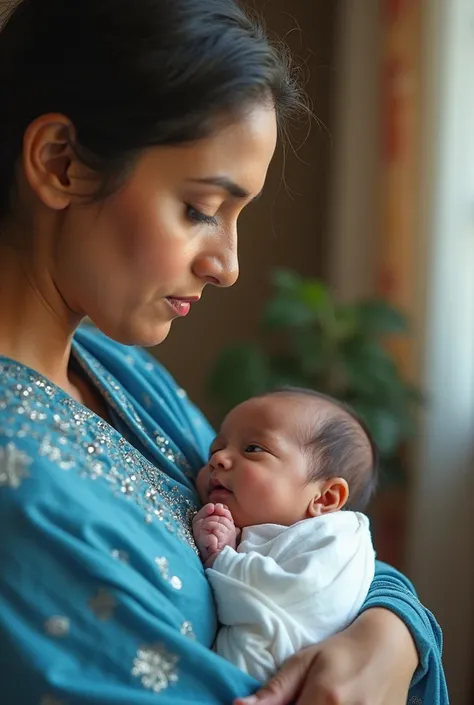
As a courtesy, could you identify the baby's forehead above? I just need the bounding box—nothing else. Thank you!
[222,393,333,435]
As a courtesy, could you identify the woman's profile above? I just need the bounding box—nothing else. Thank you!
[0,0,447,703]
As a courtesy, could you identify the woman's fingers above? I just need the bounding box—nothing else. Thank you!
[235,647,317,705]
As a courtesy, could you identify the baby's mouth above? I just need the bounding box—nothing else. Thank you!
[208,478,233,497]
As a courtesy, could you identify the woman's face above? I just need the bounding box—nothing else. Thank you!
[38,107,278,346]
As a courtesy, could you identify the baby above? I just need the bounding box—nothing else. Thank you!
[193,387,377,682]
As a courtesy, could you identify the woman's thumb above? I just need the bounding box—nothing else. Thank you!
[234,648,316,705]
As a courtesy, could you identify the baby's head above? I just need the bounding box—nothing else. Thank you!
[197,388,378,529]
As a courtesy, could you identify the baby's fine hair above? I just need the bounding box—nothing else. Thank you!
[261,387,379,512]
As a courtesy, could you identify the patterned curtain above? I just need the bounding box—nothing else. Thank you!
[374,0,422,569]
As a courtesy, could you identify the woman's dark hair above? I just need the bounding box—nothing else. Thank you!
[0,0,305,220]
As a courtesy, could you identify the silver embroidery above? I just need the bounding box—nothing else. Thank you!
[0,360,199,551]
[44,616,70,638]
[170,576,182,590]
[155,557,183,590]
[180,621,195,639]
[132,643,179,693]
[408,698,423,705]
[145,362,154,372]
[89,589,117,620]
[111,549,129,563]
[0,443,32,489]
[176,388,187,399]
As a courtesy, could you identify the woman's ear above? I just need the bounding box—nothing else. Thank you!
[22,114,96,210]
[307,477,350,518]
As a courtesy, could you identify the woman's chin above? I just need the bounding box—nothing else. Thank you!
[88,316,173,348]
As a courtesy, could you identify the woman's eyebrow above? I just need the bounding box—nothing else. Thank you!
[187,176,263,202]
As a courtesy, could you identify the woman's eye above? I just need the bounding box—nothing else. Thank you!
[245,444,265,454]
[186,205,218,226]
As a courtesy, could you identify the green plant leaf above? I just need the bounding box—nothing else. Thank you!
[299,280,332,312]
[270,269,302,294]
[267,354,310,389]
[262,296,315,329]
[341,339,401,397]
[333,305,359,342]
[356,300,409,335]
[207,344,270,412]
[290,329,329,378]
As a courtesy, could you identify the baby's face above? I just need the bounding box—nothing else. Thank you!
[196,395,322,528]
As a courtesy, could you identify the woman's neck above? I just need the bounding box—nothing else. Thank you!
[0,242,81,394]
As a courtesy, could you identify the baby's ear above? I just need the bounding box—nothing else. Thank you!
[307,478,349,517]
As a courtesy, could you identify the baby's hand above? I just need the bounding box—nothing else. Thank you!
[193,503,240,568]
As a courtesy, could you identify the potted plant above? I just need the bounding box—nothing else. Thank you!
[207,269,422,565]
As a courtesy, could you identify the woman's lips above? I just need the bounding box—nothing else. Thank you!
[165,296,200,317]
[165,298,191,317]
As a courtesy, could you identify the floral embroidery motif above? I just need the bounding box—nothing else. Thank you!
[111,549,129,563]
[0,443,32,489]
[155,557,183,590]
[44,616,70,638]
[89,589,117,621]
[132,643,179,692]
[408,698,423,705]
[180,621,196,639]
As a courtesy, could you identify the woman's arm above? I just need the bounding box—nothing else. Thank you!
[236,561,448,705]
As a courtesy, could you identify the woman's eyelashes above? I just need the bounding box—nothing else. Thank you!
[185,204,219,227]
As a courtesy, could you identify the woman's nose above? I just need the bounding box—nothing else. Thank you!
[192,230,239,288]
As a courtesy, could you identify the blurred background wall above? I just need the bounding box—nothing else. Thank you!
[157,1,474,702]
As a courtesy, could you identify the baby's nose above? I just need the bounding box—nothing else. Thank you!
[210,450,232,470]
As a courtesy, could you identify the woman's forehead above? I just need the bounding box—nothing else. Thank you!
[147,106,278,196]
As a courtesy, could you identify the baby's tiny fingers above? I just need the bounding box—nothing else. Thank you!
[213,503,234,520]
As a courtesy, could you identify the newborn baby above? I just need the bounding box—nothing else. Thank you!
[193,387,377,682]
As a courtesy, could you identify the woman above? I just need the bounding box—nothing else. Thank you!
[0,0,447,703]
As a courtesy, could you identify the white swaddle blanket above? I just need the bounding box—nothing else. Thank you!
[206,511,375,682]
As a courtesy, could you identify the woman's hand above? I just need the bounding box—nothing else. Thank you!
[235,608,418,705]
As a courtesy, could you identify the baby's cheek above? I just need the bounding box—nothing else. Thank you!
[195,466,209,504]
[241,470,275,501]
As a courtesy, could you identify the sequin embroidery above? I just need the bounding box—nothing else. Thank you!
[180,621,196,639]
[0,361,199,551]
[111,549,129,563]
[0,443,32,489]
[44,616,70,638]
[155,557,183,590]
[132,643,179,693]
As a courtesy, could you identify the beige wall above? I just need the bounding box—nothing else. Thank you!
[156,1,338,420]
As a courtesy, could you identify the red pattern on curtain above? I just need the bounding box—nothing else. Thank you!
[374,0,421,569]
